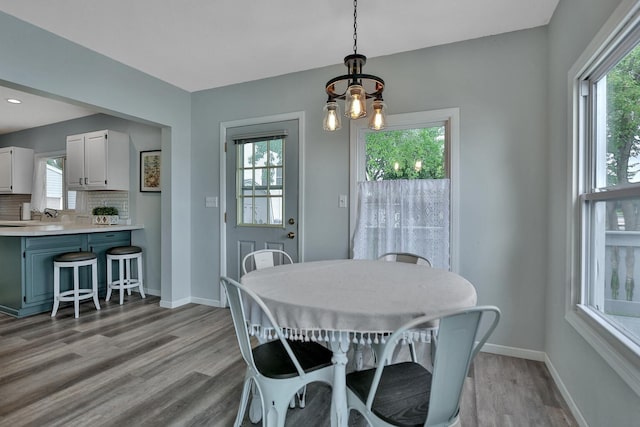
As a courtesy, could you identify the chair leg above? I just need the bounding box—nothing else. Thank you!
[137,254,146,298]
[234,377,254,427]
[297,385,307,408]
[92,261,101,311]
[51,264,60,317]
[73,265,80,319]
[106,257,113,302]
[126,258,132,295]
[119,258,125,305]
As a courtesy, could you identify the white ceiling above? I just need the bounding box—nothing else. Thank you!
[0,0,559,133]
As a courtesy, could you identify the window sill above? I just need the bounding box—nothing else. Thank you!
[566,306,640,396]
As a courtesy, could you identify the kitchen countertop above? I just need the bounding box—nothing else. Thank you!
[0,221,143,236]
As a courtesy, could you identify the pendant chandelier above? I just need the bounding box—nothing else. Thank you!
[323,0,387,132]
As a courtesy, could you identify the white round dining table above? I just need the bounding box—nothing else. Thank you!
[241,259,477,427]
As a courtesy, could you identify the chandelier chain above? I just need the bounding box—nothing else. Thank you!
[353,0,358,54]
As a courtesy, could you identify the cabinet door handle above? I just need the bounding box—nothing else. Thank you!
[84,177,88,185]
[79,178,83,185]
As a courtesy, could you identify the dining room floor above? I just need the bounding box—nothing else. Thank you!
[0,296,578,427]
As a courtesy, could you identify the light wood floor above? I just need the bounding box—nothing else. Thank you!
[0,296,578,427]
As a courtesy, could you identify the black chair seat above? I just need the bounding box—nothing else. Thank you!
[253,339,333,379]
[107,245,142,256]
[346,361,432,427]
[54,251,97,262]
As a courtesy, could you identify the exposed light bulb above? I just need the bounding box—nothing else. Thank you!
[323,101,342,131]
[345,84,366,119]
[368,99,386,130]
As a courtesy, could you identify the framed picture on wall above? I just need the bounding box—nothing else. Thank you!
[140,150,161,192]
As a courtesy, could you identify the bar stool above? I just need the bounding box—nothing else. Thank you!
[52,251,100,319]
[106,245,146,305]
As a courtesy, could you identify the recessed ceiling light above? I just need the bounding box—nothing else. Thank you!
[6,98,22,104]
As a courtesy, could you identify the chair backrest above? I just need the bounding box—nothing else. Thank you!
[378,252,432,267]
[366,306,500,427]
[220,276,306,378]
[242,249,294,275]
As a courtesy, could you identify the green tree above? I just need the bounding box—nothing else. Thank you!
[606,45,640,301]
[365,127,445,181]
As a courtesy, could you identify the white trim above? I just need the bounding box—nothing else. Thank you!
[481,343,588,426]
[567,310,640,396]
[481,343,546,362]
[348,108,460,272]
[566,0,640,398]
[219,111,306,307]
[159,296,191,309]
[190,296,222,307]
[545,352,590,427]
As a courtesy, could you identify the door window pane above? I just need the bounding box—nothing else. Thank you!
[236,137,285,226]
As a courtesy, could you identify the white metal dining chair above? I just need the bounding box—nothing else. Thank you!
[242,249,293,275]
[373,252,433,366]
[378,252,432,267]
[346,306,500,427]
[220,276,334,427]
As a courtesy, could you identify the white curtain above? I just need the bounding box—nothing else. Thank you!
[30,157,47,212]
[352,179,450,270]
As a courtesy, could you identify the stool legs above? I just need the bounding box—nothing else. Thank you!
[51,259,100,319]
[52,263,61,317]
[107,252,145,305]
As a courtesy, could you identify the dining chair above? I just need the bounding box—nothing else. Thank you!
[377,252,432,267]
[220,276,334,427]
[373,252,432,366]
[346,305,500,427]
[242,249,294,275]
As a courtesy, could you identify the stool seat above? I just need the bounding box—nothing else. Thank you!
[54,251,97,263]
[106,246,142,256]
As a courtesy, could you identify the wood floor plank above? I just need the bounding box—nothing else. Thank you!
[0,297,578,427]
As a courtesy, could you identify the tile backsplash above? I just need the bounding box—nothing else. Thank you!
[84,191,130,219]
[0,191,129,221]
[0,194,31,220]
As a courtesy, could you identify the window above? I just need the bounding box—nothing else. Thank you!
[34,152,75,211]
[570,0,640,394]
[350,109,459,270]
[235,134,285,226]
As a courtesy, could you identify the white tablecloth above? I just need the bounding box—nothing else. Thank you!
[241,259,477,339]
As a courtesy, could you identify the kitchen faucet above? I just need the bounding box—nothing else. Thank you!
[44,208,59,218]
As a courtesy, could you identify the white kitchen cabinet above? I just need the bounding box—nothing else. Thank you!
[66,130,129,191]
[0,146,34,194]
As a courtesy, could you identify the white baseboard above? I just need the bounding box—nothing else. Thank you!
[190,296,223,307]
[481,343,546,361]
[159,296,191,309]
[544,354,589,427]
[481,343,587,427]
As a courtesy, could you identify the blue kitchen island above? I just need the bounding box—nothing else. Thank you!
[0,223,143,317]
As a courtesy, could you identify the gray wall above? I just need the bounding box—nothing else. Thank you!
[547,0,640,425]
[192,27,549,350]
[0,114,162,294]
[0,11,192,307]
[2,2,639,424]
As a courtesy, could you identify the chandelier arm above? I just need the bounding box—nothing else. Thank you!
[325,74,385,99]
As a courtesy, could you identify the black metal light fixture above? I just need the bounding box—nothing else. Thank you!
[323,0,387,131]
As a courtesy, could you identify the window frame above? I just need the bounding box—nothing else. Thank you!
[34,150,74,211]
[349,108,460,271]
[568,0,640,396]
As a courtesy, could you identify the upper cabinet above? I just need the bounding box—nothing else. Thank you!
[0,146,34,194]
[66,130,129,191]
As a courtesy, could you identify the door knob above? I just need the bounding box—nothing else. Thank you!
[288,218,295,225]
[287,231,296,239]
